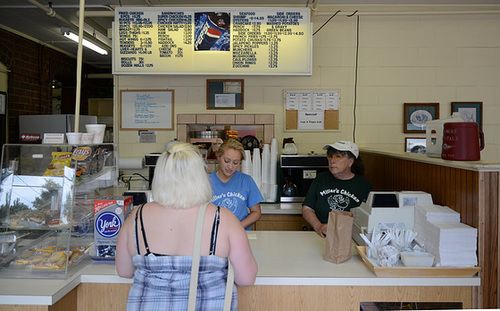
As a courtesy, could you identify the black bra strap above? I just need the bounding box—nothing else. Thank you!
[209,206,221,255]
[135,204,220,257]
[134,204,142,255]
[134,203,150,256]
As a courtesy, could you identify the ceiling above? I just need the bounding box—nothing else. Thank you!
[1,0,500,70]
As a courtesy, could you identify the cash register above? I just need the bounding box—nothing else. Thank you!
[351,191,433,246]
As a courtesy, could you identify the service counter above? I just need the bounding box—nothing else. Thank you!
[360,148,500,308]
[0,231,479,311]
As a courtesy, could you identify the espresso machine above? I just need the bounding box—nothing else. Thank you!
[279,155,329,202]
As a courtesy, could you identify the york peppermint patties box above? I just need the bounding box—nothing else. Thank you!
[94,196,133,258]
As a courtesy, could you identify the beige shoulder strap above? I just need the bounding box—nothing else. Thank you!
[187,203,234,311]
[223,261,235,310]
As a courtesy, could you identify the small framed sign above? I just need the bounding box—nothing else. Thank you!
[405,137,427,154]
[452,102,483,131]
[206,79,244,110]
[404,103,439,133]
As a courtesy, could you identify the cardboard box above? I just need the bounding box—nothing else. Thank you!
[94,196,133,258]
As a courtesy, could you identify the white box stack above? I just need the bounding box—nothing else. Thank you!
[414,204,477,267]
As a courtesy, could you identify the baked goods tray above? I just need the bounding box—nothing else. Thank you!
[356,246,480,278]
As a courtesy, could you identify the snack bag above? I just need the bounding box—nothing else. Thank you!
[71,146,95,177]
[43,152,72,176]
[324,210,354,264]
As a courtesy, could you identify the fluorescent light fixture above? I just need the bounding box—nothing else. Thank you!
[63,31,108,55]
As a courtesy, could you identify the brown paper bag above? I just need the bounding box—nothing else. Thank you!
[324,210,354,264]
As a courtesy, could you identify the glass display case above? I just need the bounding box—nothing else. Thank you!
[0,143,118,278]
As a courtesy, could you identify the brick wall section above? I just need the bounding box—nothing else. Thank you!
[0,28,102,143]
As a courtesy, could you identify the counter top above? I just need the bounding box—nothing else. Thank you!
[0,231,480,306]
[361,148,500,172]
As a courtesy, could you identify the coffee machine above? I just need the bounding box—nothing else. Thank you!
[279,155,329,203]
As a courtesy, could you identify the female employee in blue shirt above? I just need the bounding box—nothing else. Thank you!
[209,139,263,230]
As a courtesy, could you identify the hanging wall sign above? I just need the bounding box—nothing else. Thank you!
[113,7,311,75]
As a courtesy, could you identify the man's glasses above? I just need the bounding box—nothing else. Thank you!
[327,153,346,161]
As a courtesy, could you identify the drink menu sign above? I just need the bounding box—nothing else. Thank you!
[113,7,311,75]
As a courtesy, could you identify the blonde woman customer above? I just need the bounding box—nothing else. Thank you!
[116,143,257,310]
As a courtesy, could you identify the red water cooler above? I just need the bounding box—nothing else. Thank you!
[441,122,484,161]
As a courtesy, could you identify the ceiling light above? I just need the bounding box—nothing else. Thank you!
[62,30,108,55]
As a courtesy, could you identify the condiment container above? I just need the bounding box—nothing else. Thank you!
[400,252,435,267]
[442,122,484,161]
[425,112,463,158]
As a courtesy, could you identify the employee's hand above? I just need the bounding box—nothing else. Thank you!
[313,223,328,238]
[302,205,328,238]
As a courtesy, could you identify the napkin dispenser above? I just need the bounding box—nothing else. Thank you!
[351,191,433,246]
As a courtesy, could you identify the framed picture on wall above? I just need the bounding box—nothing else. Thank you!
[405,137,427,154]
[404,103,439,133]
[206,79,244,110]
[452,102,483,131]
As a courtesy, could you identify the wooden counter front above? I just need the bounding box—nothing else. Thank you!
[76,283,473,311]
[360,149,499,308]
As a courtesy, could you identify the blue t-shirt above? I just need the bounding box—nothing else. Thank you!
[209,171,263,230]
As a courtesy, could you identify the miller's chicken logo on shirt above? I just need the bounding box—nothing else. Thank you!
[327,194,350,211]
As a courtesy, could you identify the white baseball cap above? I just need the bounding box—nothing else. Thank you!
[323,141,359,159]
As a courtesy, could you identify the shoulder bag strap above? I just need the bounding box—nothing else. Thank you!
[187,202,208,311]
[187,203,235,311]
[223,261,234,311]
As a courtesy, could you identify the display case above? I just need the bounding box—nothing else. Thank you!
[0,143,118,278]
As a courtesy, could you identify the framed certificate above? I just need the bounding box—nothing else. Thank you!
[207,79,244,110]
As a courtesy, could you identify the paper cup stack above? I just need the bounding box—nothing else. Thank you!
[241,150,253,175]
[81,133,95,144]
[66,132,82,144]
[247,138,279,202]
[85,124,106,144]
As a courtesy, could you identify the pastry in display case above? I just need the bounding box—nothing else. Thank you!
[0,143,118,278]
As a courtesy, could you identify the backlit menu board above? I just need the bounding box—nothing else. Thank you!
[113,7,311,75]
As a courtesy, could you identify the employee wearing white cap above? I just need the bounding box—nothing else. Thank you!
[302,141,373,238]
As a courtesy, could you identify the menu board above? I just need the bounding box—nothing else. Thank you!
[113,7,311,75]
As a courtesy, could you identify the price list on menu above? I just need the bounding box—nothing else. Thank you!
[113,7,311,75]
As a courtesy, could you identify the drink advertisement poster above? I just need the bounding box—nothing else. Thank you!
[113,7,311,75]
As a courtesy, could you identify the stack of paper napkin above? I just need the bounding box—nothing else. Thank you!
[414,204,477,267]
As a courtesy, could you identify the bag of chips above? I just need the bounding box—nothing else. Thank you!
[43,152,72,176]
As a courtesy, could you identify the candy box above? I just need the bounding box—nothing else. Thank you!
[94,196,133,258]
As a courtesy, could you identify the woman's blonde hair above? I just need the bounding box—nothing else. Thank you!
[151,143,212,209]
[217,138,245,160]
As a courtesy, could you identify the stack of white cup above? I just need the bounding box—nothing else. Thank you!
[85,124,106,144]
[241,150,253,175]
[66,132,83,144]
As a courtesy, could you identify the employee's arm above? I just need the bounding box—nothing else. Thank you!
[241,203,261,229]
[302,205,327,238]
